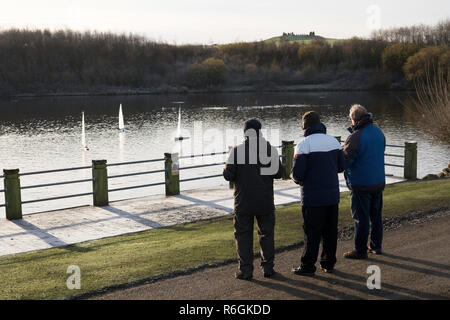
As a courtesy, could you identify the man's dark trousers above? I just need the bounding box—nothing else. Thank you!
[234,212,275,275]
[301,205,338,272]
[351,191,383,254]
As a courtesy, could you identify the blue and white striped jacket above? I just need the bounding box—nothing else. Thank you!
[292,123,346,207]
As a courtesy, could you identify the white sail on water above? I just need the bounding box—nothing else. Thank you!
[119,104,125,131]
[175,106,190,141]
[81,111,89,151]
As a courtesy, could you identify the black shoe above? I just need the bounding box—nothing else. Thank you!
[343,250,368,259]
[320,266,334,273]
[292,266,315,276]
[235,272,253,280]
[368,246,382,255]
[263,269,276,278]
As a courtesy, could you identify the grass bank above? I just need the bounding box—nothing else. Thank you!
[0,179,449,300]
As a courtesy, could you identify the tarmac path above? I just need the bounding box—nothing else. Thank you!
[91,210,450,300]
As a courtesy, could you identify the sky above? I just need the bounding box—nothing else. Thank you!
[0,0,448,44]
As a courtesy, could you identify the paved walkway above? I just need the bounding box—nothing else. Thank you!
[0,175,405,257]
[92,211,450,300]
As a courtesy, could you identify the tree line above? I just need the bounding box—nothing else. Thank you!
[0,20,448,97]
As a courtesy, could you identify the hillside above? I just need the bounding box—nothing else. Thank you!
[0,21,447,97]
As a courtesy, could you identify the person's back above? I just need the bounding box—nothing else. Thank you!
[342,105,386,260]
[344,113,386,192]
[293,122,345,207]
[225,135,282,214]
[223,119,282,280]
[290,112,345,275]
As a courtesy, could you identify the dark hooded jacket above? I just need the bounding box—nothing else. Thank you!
[223,132,283,215]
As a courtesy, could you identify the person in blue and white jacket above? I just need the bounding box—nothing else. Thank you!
[291,111,345,275]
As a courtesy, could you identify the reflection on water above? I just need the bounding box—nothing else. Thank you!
[0,91,449,216]
[119,131,125,162]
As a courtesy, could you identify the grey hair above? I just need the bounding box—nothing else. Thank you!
[349,104,368,122]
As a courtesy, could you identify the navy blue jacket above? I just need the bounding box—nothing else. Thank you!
[292,123,346,207]
[343,114,386,193]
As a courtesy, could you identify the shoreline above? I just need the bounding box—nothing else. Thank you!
[4,84,414,100]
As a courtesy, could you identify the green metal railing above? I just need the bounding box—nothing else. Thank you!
[0,140,417,221]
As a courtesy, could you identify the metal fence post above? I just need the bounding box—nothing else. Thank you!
[165,153,180,196]
[92,160,109,206]
[404,141,417,180]
[281,140,295,180]
[3,169,22,220]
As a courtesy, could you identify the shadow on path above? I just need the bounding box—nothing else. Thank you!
[381,252,450,271]
[332,270,448,300]
[175,194,233,214]
[100,206,164,229]
[252,272,362,300]
[11,220,67,247]
[368,256,450,280]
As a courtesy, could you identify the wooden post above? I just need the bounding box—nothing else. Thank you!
[3,169,22,220]
[281,140,295,180]
[165,153,180,196]
[92,160,109,206]
[404,142,417,180]
[228,146,235,189]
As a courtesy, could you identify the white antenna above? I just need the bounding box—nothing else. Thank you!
[119,104,125,132]
[81,111,89,151]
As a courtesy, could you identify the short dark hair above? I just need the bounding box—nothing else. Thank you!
[244,118,262,133]
[302,111,320,130]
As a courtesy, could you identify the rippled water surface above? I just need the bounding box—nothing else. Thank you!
[0,91,449,216]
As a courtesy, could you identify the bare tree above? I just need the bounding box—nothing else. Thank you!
[410,64,450,142]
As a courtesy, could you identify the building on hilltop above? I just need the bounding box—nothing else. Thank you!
[280,31,319,41]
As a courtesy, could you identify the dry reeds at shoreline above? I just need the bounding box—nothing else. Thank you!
[410,66,450,142]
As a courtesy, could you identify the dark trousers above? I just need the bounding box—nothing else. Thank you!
[350,191,383,254]
[234,212,275,275]
[301,204,338,272]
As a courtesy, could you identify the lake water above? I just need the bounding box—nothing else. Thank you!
[0,91,449,217]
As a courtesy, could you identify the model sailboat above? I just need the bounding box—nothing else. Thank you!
[119,104,125,132]
[81,111,89,151]
[175,107,190,141]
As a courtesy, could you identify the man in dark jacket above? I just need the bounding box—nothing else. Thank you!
[343,104,386,259]
[291,111,345,275]
[223,119,283,280]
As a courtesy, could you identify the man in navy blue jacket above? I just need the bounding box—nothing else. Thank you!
[343,104,386,259]
[291,111,345,275]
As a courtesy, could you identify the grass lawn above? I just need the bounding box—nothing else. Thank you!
[0,179,449,300]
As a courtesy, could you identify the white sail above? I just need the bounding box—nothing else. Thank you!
[119,104,125,131]
[177,107,181,137]
[81,111,88,150]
